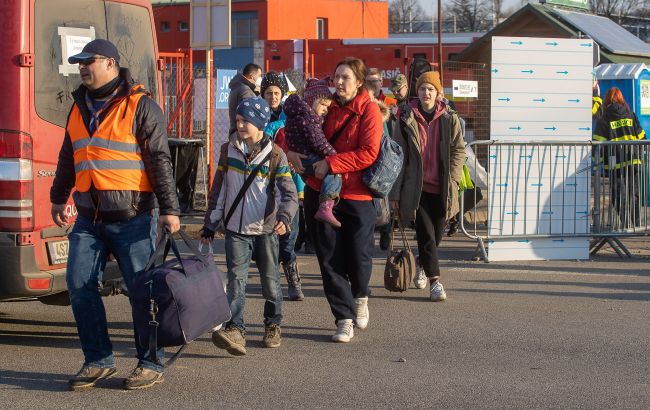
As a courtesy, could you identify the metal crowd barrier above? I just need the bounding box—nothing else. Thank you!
[459,140,650,262]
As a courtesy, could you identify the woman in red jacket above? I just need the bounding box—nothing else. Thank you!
[288,57,383,343]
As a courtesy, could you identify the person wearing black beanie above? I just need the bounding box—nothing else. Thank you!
[261,71,289,122]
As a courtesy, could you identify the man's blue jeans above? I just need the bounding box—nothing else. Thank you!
[66,212,163,373]
[224,231,282,331]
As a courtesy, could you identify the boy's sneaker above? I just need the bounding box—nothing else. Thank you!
[283,261,305,301]
[314,199,341,228]
[413,264,427,289]
[68,366,116,390]
[123,367,164,390]
[332,319,354,343]
[211,327,247,356]
[430,281,447,302]
[354,297,369,330]
[263,324,282,348]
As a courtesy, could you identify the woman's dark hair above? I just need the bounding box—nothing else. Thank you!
[335,57,368,85]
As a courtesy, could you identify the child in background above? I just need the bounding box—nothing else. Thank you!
[283,78,342,227]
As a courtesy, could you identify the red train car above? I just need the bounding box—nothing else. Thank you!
[263,33,484,86]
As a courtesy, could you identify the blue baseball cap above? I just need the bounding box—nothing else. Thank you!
[68,39,120,64]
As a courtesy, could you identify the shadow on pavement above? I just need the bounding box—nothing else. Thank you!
[466,279,650,292]
[453,287,650,301]
[0,370,71,392]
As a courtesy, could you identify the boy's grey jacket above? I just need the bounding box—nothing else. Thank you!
[204,136,298,235]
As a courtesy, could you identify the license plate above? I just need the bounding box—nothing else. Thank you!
[47,240,69,265]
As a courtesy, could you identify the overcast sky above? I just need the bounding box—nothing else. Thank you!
[419,0,531,17]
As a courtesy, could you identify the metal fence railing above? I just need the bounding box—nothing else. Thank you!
[460,140,650,262]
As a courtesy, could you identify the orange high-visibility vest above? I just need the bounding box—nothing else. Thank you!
[67,85,153,193]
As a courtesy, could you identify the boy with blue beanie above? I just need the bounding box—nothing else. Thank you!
[201,96,298,354]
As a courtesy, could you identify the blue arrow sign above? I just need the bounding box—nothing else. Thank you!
[580,43,592,47]
[531,183,544,187]
[496,183,508,187]
[509,126,522,130]
[568,99,581,103]
[511,41,523,45]
[576,211,589,215]
[489,155,497,158]
[556,70,569,75]
[533,98,546,102]
[546,42,559,46]
[506,211,519,216]
[518,240,530,243]
[498,98,511,102]
[552,239,565,243]
[491,68,499,73]
[542,211,554,215]
[544,126,557,131]
[521,70,534,74]
[578,127,591,131]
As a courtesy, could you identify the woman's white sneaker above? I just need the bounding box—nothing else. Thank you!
[430,281,447,302]
[413,265,428,289]
[332,319,354,343]
[354,297,369,330]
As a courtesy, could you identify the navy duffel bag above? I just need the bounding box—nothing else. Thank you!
[132,228,230,366]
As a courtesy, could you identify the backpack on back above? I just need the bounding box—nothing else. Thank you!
[408,58,434,99]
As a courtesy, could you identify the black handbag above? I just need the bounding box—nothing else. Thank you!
[383,215,416,292]
[132,228,230,367]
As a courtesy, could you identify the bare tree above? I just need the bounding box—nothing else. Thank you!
[492,0,504,26]
[445,0,492,32]
[590,0,644,21]
[388,0,427,33]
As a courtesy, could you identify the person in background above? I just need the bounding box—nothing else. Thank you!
[390,74,410,105]
[261,71,305,301]
[389,71,465,301]
[287,58,383,343]
[378,74,412,251]
[261,71,289,123]
[50,39,180,391]
[593,87,645,228]
[228,63,262,136]
[201,97,298,354]
[366,67,397,107]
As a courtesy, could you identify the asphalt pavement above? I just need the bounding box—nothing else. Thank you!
[1,232,649,409]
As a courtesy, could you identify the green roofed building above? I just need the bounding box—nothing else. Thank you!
[455,3,650,65]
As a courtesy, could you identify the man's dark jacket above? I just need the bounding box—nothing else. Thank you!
[228,73,257,136]
[50,69,180,222]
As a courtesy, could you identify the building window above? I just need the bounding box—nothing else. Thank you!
[316,18,327,39]
[161,21,170,33]
[178,21,189,32]
[232,12,258,48]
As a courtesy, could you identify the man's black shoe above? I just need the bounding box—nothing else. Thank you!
[68,366,117,390]
[379,231,391,251]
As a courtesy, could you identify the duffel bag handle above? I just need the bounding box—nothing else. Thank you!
[145,228,209,275]
[146,228,184,272]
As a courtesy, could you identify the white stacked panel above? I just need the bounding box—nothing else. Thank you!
[489,37,593,261]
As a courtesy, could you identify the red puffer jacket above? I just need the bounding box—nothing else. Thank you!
[306,88,383,200]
